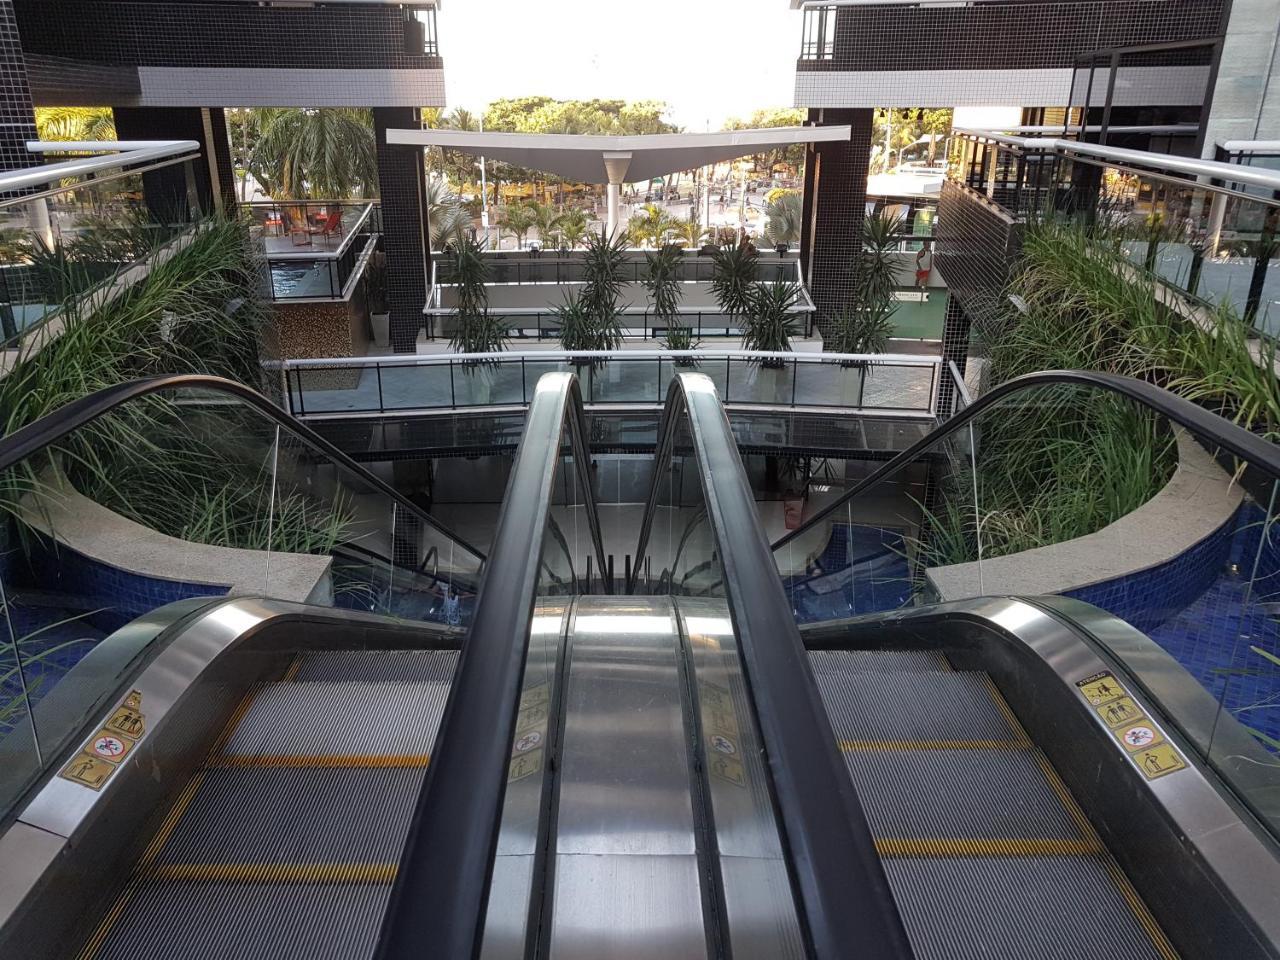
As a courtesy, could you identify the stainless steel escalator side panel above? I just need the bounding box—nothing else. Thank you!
[548,596,709,959]
[674,597,806,960]
[480,599,571,960]
[0,597,461,960]
[801,597,1280,960]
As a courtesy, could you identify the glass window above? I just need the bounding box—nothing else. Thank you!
[801,5,835,61]
[413,6,439,57]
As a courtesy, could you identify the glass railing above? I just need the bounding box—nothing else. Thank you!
[424,308,816,342]
[0,375,484,818]
[248,201,379,301]
[274,351,941,418]
[0,159,202,348]
[435,252,799,286]
[770,371,1280,841]
[949,131,1280,337]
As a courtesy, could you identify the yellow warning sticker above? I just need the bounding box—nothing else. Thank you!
[1077,673,1125,706]
[709,753,746,787]
[1096,696,1144,729]
[59,753,116,790]
[700,682,739,739]
[105,691,146,740]
[1135,743,1186,779]
[516,701,549,733]
[508,747,544,782]
[521,684,550,708]
[1116,720,1164,754]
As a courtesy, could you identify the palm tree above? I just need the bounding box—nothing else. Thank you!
[250,108,378,199]
[628,204,679,249]
[763,191,802,248]
[425,177,470,251]
[558,208,590,250]
[528,200,562,248]
[674,215,708,250]
[501,203,538,249]
[35,107,116,142]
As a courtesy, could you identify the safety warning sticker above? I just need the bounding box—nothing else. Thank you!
[509,748,544,782]
[700,681,747,787]
[1075,673,1186,780]
[1134,743,1186,779]
[508,682,551,783]
[59,689,148,791]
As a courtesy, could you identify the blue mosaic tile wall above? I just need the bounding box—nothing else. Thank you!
[0,538,228,737]
[785,523,912,624]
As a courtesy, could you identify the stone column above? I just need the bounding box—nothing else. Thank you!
[374,107,430,353]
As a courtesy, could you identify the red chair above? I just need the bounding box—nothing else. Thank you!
[310,207,344,247]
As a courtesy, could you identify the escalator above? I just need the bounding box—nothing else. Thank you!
[1,369,1279,959]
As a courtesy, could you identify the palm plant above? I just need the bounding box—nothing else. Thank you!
[829,301,894,358]
[425,177,470,251]
[856,209,904,311]
[448,236,507,355]
[501,203,538,249]
[559,228,627,355]
[249,108,378,199]
[674,215,708,250]
[644,244,685,341]
[557,208,590,250]
[743,280,802,363]
[628,204,679,249]
[527,200,562,249]
[710,238,759,324]
[763,191,802,249]
[35,107,116,142]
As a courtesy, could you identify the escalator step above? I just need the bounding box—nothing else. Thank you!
[88,881,391,960]
[814,666,1018,743]
[152,768,425,867]
[290,649,457,684]
[223,680,449,759]
[809,649,950,674]
[883,855,1173,960]
[843,748,1085,843]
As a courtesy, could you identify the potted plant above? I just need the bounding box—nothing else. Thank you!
[710,237,758,336]
[743,280,801,366]
[556,228,626,363]
[448,236,507,355]
[366,248,391,348]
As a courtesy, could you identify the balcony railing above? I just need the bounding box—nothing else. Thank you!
[434,251,800,286]
[268,350,941,419]
[246,201,380,302]
[0,140,204,349]
[949,129,1280,337]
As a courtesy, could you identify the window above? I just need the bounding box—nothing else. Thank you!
[411,6,439,57]
[801,5,835,61]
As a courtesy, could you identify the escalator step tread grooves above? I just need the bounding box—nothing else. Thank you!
[809,649,1177,960]
[83,649,455,960]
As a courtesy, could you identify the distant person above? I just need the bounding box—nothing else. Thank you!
[442,586,461,627]
[915,246,933,290]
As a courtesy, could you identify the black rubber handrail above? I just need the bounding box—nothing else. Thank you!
[0,373,487,564]
[375,371,608,960]
[772,368,1280,553]
[631,373,914,960]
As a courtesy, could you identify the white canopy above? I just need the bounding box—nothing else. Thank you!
[385,126,851,185]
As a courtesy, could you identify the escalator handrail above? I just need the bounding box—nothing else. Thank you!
[632,373,914,960]
[772,368,1280,553]
[0,373,487,564]
[375,371,609,960]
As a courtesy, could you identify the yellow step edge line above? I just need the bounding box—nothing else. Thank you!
[874,837,1101,858]
[208,753,432,769]
[150,862,397,885]
[840,739,1029,752]
[981,677,1178,960]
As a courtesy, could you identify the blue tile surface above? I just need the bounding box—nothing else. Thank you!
[784,523,913,624]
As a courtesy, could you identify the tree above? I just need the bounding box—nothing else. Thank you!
[710,238,759,323]
[426,177,470,251]
[674,213,708,250]
[724,108,807,175]
[557,208,590,250]
[871,108,953,174]
[628,204,679,249]
[448,236,507,354]
[500,203,538,248]
[250,108,378,199]
[527,200,562,248]
[763,191,802,248]
[36,107,115,142]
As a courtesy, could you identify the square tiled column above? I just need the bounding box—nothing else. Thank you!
[0,0,38,174]
[802,108,873,335]
[374,107,430,353]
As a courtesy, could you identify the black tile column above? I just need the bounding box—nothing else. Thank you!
[374,107,430,353]
[114,106,235,218]
[0,0,38,173]
[805,108,873,334]
[936,297,972,417]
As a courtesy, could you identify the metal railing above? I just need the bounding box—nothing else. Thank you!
[423,307,816,342]
[248,201,380,302]
[434,252,800,286]
[1,140,205,348]
[268,350,942,419]
[949,128,1280,335]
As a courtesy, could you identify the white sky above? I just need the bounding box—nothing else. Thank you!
[441,0,803,131]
